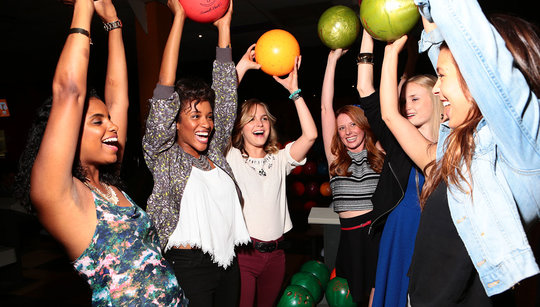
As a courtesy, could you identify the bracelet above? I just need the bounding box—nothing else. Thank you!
[103,20,122,32]
[357,52,374,65]
[68,28,92,45]
[288,89,302,100]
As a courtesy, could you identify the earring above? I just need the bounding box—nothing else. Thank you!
[440,113,444,120]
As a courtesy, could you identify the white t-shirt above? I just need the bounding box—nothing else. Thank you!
[226,142,306,241]
[166,167,250,268]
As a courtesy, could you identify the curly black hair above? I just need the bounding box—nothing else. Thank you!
[14,89,124,213]
[174,77,215,121]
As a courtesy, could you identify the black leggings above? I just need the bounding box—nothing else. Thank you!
[165,249,240,307]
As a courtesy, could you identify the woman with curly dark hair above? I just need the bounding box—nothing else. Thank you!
[17,0,186,305]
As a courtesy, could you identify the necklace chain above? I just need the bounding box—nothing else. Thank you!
[243,154,274,177]
[192,154,212,171]
[84,181,119,205]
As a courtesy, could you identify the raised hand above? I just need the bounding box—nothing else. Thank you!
[236,43,261,83]
[94,0,118,23]
[168,0,185,18]
[213,0,233,29]
[328,48,348,62]
[273,55,302,94]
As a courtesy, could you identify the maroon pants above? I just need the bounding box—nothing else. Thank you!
[238,244,286,307]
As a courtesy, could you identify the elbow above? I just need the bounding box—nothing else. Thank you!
[52,76,85,103]
[356,85,375,98]
[306,130,318,144]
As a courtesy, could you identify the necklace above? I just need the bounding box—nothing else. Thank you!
[84,181,119,205]
[192,154,212,171]
[243,153,274,177]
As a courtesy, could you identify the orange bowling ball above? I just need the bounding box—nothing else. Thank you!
[255,29,300,77]
[320,182,332,197]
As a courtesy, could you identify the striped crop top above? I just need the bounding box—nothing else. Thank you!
[330,150,380,212]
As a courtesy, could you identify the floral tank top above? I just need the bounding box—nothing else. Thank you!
[73,191,188,306]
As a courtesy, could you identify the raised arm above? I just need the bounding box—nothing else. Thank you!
[274,56,318,162]
[95,0,128,161]
[159,0,185,86]
[380,36,436,172]
[31,0,94,209]
[321,49,347,165]
[210,1,238,153]
[356,29,375,97]
[416,0,540,168]
[142,0,185,169]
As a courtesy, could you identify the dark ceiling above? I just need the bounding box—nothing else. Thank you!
[0,0,536,167]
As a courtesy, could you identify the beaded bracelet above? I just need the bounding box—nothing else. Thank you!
[289,89,302,101]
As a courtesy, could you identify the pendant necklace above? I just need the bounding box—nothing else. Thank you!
[242,151,274,177]
[84,180,119,205]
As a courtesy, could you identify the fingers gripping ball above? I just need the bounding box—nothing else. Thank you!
[318,5,361,49]
[178,0,230,23]
[359,0,420,42]
[277,285,315,307]
[325,277,357,307]
[255,29,301,77]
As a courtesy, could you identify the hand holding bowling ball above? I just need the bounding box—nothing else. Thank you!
[178,0,230,23]
[360,0,420,42]
[318,5,361,49]
[255,29,301,76]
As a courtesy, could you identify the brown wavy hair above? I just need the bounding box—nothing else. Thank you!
[420,14,540,208]
[230,98,279,155]
[329,105,385,177]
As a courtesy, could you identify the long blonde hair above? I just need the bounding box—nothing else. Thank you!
[230,98,280,155]
[329,105,385,177]
[399,74,443,142]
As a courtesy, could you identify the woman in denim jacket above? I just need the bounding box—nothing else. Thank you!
[390,0,540,304]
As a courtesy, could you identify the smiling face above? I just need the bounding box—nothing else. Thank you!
[176,100,214,157]
[403,82,435,129]
[241,104,271,151]
[434,48,474,128]
[79,97,119,167]
[336,113,366,152]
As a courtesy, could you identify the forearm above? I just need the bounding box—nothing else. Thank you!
[158,14,185,86]
[356,30,375,97]
[52,1,93,98]
[212,48,237,146]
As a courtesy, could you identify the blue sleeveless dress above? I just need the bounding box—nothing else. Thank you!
[373,169,424,307]
[73,191,187,306]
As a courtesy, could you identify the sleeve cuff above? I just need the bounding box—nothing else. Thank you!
[153,84,175,100]
[216,47,233,63]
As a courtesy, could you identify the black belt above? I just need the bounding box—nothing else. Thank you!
[253,240,287,253]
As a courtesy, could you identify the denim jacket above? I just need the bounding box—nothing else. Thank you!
[415,0,540,296]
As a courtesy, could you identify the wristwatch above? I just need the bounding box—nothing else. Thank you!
[103,20,122,32]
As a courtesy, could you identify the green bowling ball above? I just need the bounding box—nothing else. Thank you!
[299,260,330,289]
[290,271,323,303]
[277,285,315,307]
[325,277,357,307]
[318,5,361,49]
[360,0,420,42]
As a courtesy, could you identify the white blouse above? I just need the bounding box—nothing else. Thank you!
[226,142,306,241]
[166,166,250,268]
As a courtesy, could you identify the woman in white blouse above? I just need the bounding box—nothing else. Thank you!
[228,53,318,307]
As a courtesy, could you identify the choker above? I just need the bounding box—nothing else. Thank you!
[84,181,119,205]
[192,154,212,171]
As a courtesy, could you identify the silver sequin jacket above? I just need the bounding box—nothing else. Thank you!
[142,48,239,249]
